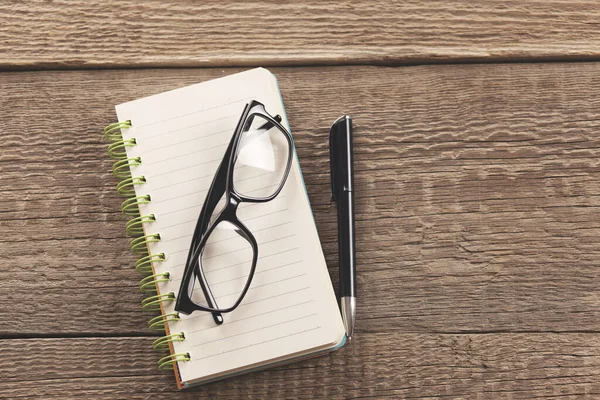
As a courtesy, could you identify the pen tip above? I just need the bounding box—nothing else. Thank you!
[341,296,355,340]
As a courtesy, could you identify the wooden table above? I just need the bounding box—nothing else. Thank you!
[2,2,600,398]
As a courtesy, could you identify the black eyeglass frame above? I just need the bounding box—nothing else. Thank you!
[175,100,294,322]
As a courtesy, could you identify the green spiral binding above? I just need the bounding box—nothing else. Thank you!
[104,120,132,141]
[125,214,156,236]
[136,253,166,274]
[158,353,191,370]
[121,195,151,216]
[112,157,142,179]
[153,333,185,351]
[130,233,161,254]
[116,176,146,197]
[148,312,180,331]
[104,121,182,373]
[140,272,171,293]
[108,138,136,159]
[142,292,176,311]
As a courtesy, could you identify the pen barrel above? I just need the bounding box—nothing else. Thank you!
[338,190,356,298]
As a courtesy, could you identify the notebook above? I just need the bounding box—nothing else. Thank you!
[104,68,346,388]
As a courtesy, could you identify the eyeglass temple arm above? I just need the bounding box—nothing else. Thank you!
[185,142,236,325]
[192,257,222,323]
[253,114,282,131]
[258,115,281,130]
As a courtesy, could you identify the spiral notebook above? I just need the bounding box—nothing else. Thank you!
[104,68,346,388]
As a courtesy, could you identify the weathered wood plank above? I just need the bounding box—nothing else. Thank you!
[2,1,600,69]
[1,64,600,336]
[1,334,599,398]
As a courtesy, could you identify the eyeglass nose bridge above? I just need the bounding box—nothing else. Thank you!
[219,192,242,221]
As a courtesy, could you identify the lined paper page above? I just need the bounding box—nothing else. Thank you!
[115,68,344,384]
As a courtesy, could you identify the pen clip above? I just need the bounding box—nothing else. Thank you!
[329,118,340,203]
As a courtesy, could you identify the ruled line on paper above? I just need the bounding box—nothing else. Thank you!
[164,210,292,257]
[150,182,282,207]
[159,211,291,244]
[187,273,307,305]
[201,234,296,262]
[156,196,286,230]
[191,327,322,361]
[151,171,217,192]
[135,97,253,130]
[147,155,223,180]
[160,220,292,246]
[164,246,301,273]
[203,220,292,246]
[159,204,202,218]
[181,286,311,323]
[166,259,304,286]
[144,138,229,159]
[149,169,278,209]
[156,173,282,200]
[141,126,233,155]
[187,299,314,335]
[166,231,295,260]
[206,259,304,286]
[146,160,254,192]
[170,264,306,313]
[151,186,207,207]
[191,313,318,348]
[156,166,276,196]
[142,145,228,173]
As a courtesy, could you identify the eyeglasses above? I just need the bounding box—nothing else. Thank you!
[175,100,294,324]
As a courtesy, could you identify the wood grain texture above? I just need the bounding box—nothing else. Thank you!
[2,333,600,399]
[3,63,600,398]
[2,1,600,69]
[2,64,600,338]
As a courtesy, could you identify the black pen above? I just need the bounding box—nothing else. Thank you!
[329,115,356,339]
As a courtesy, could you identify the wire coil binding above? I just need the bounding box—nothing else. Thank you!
[148,312,180,331]
[142,292,176,311]
[112,157,142,179]
[131,233,161,254]
[108,138,137,159]
[158,353,191,370]
[140,272,171,293]
[153,333,185,351]
[121,195,151,216]
[116,176,146,197]
[136,253,166,275]
[125,214,156,236]
[104,120,131,141]
[104,121,182,371]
